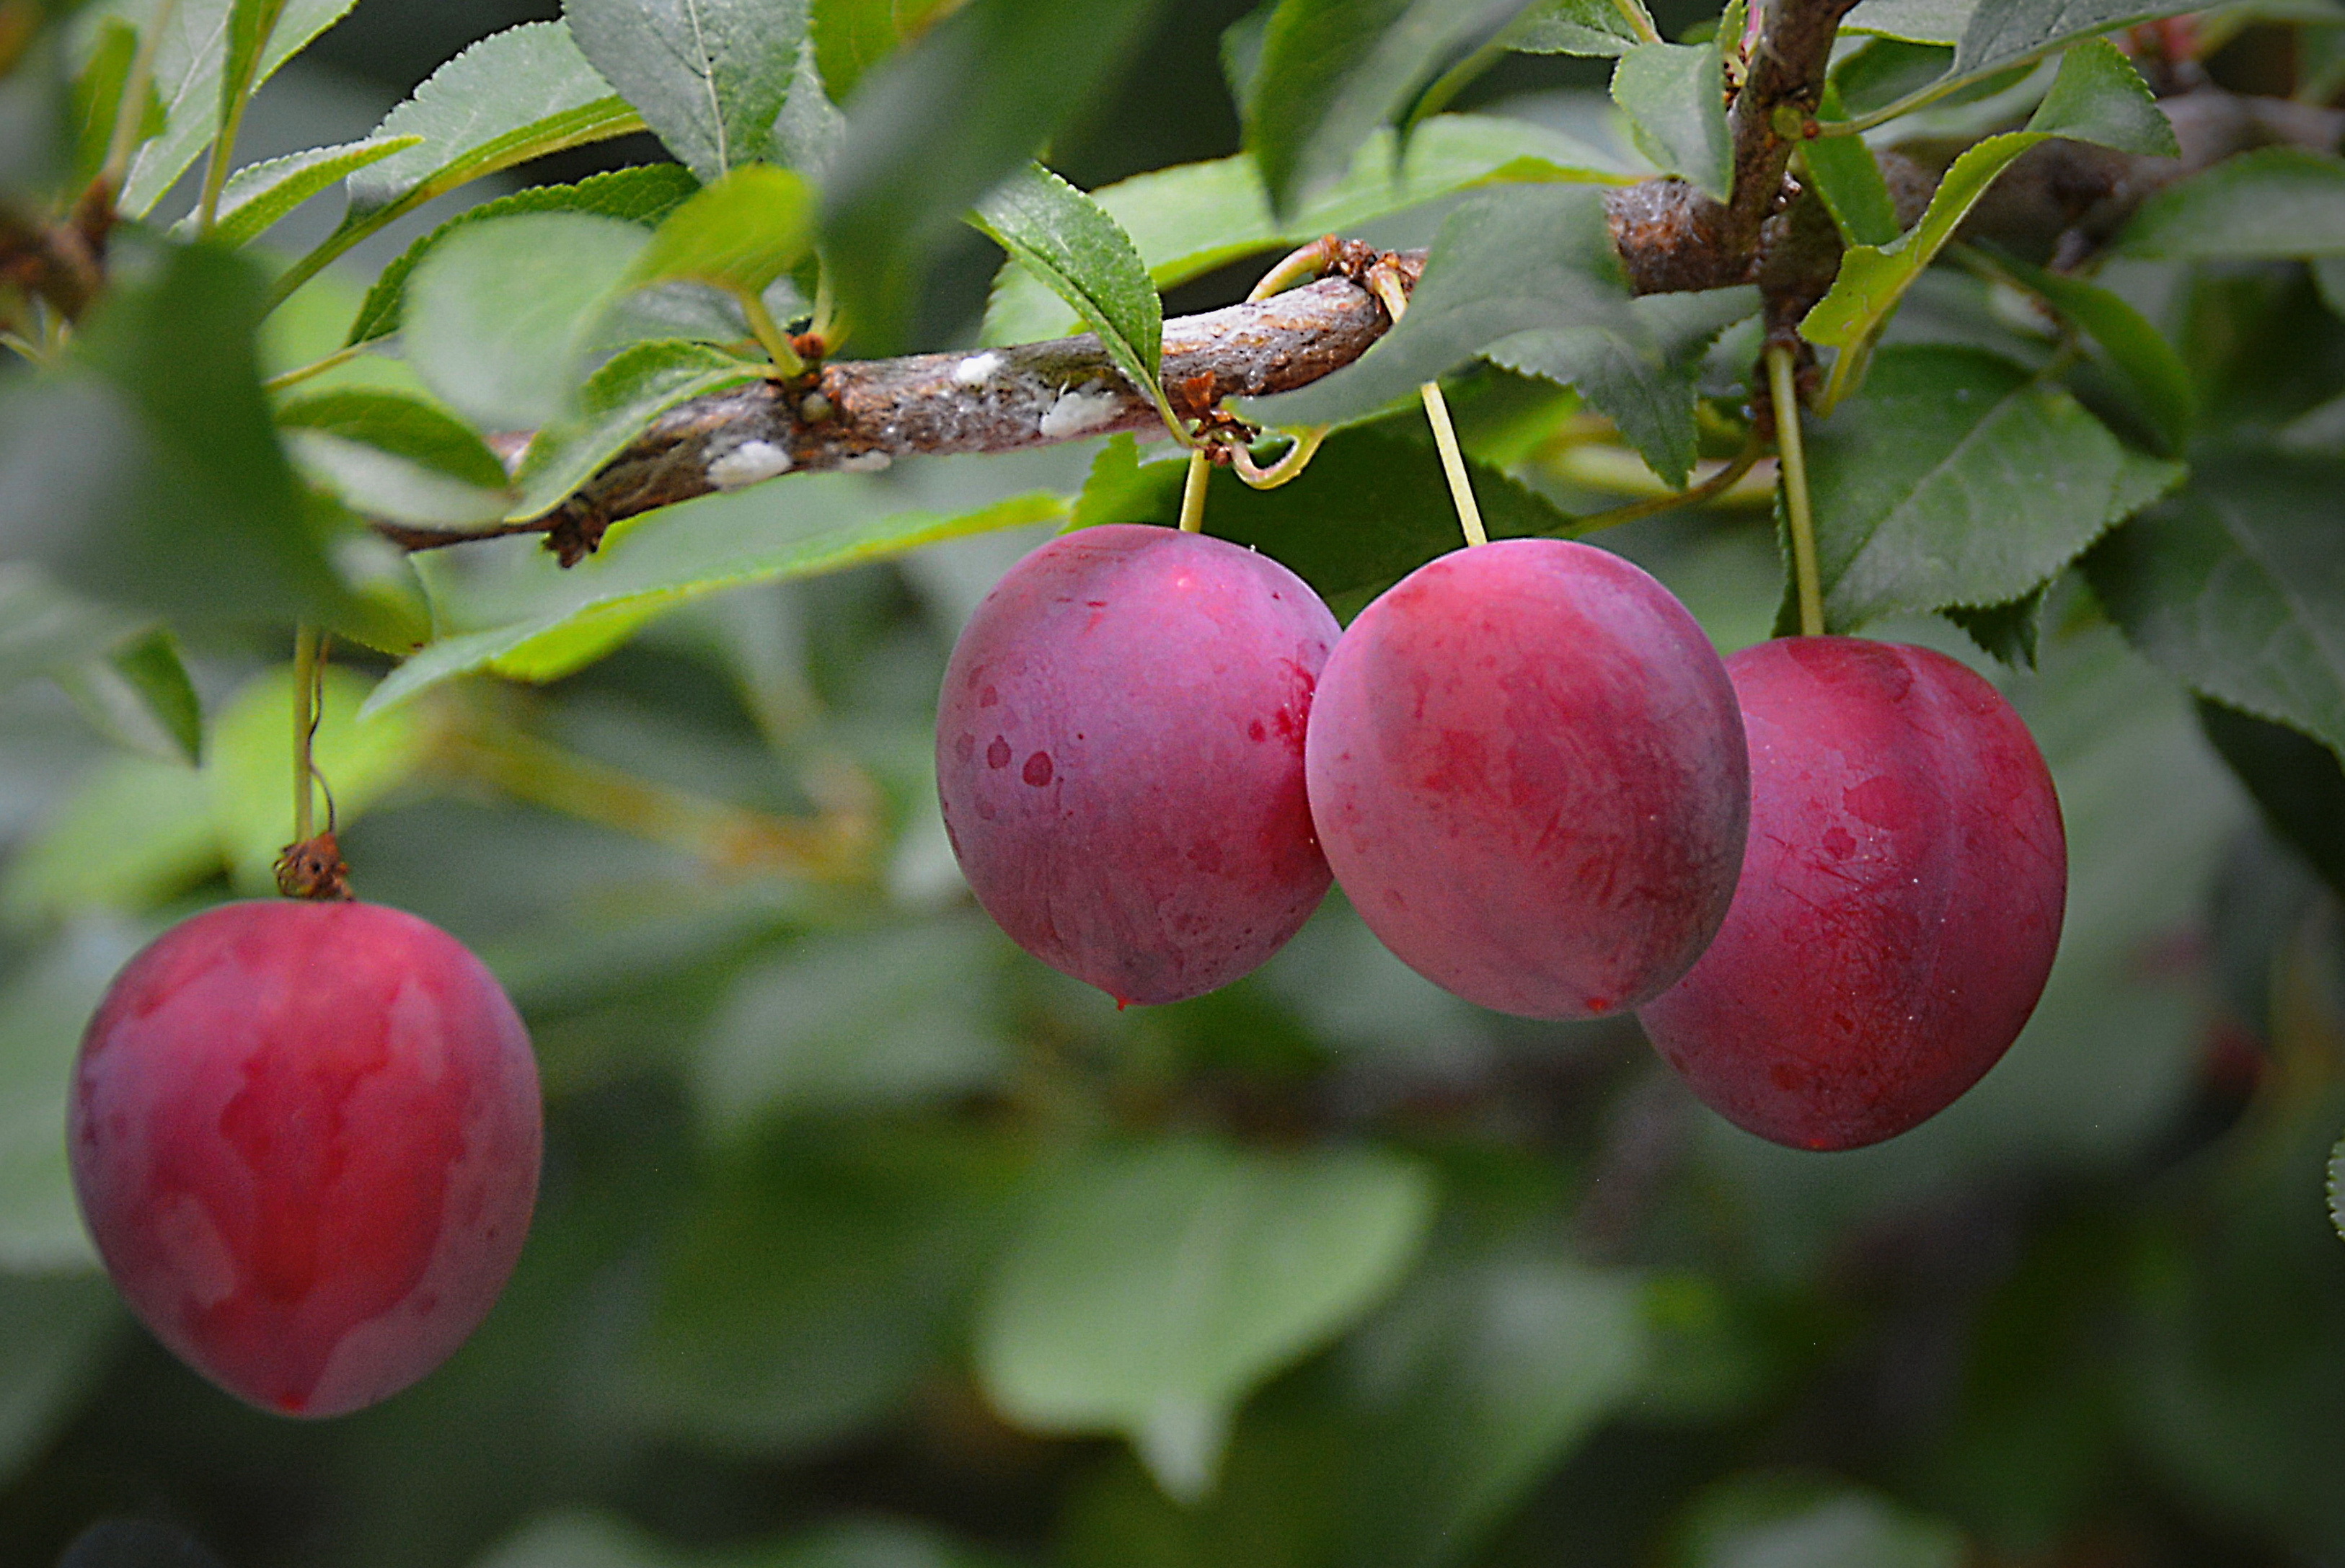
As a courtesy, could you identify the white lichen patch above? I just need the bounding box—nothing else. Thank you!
[952,352,1004,387]
[840,449,894,474]
[707,440,793,490]
[1038,383,1121,439]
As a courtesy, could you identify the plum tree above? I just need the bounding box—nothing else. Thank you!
[1637,637,2067,1151]
[69,900,542,1417]
[935,523,1341,1005]
[1303,539,1749,1019]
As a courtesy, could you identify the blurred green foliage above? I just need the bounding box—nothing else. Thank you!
[6,1,2345,1566]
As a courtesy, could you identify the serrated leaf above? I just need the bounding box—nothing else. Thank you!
[276,387,517,528]
[971,163,1165,416]
[347,164,700,347]
[120,0,359,215]
[818,0,1164,353]
[811,0,967,102]
[175,133,418,248]
[402,211,650,432]
[1610,40,1730,201]
[275,22,646,301]
[770,32,844,176]
[215,0,294,172]
[1952,0,2188,80]
[366,477,1067,714]
[1073,419,1582,601]
[1242,185,1634,428]
[1794,345,2184,631]
[2115,147,2345,260]
[509,340,769,521]
[981,113,1633,347]
[1502,0,1653,56]
[975,1138,1436,1503]
[1946,585,2048,669]
[1488,285,1759,486]
[1801,40,2173,402]
[1988,252,2195,453]
[2083,453,2345,763]
[1244,0,1538,216]
[562,0,808,183]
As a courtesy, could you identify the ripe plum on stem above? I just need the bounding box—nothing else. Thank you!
[1638,637,2067,1151]
[935,523,1341,1005]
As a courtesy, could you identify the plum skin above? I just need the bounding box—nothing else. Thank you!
[1304,539,1750,1019]
[1637,637,2067,1151]
[69,899,542,1417]
[936,523,1341,1005]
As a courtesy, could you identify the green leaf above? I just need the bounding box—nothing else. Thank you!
[2083,453,2345,763]
[0,929,149,1272]
[562,0,808,184]
[66,628,205,764]
[1241,185,1635,428]
[769,31,845,176]
[624,163,817,298]
[346,164,700,347]
[624,1125,1027,1455]
[1801,40,2173,402]
[1801,87,1900,246]
[1488,285,1758,487]
[1945,585,2048,669]
[1987,252,2195,453]
[508,340,769,521]
[367,471,1069,714]
[1338,1254,1648,1567]
[1844,0,1971,43]
[1793,345,2184,631]
[2114,147,2345,260]
[1502,0,1653,56]
[69,17,150,190]
[811,0,968,102]
[276,387,518,528]
[402,211,650,432]
[177,133,418,249]
[2196,699,2345,899]
[818,0,1164,353]
[976,1138,1436,1502]
[1671,1473,1967,1568]
[1,242,366,636]
[119,0,360,215]
[215,0,294,172]
[1243,0,1538,216]
[691,918,1010,1132]
[1074,421,1584,602]
[981,113,1633,347]
[1952,0,2187,81]
[277,22,647,301]
[971,163,1166,418]
[1610,40,1730,201]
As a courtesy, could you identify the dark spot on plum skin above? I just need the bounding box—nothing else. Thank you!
[1023,752,1055,787]
[987,736,1011,769]
[979,686,999,707]
[1248,719,1266,742]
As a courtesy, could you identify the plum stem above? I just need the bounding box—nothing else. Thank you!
[1178,448,1211,533]
[1768,344,1824,637]
[1368,264,1487,549]
[291,625,319,842]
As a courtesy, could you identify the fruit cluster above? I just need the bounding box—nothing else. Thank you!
[937,524,2067,1152]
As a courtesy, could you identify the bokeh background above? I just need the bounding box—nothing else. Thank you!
[6,4,2345,1566]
